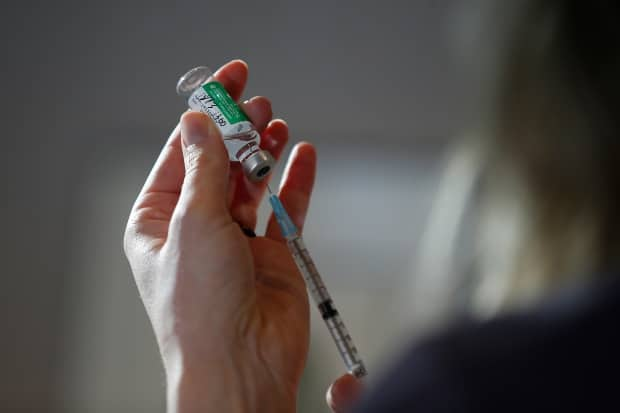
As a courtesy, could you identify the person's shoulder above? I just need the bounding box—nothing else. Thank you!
[354,275,620,413]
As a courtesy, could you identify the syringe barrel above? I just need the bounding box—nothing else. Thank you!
[288,237,331,304]
[287,236,368,378]
[324,312,368,378]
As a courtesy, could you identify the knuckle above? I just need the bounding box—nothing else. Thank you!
[123,218,138,257]
[184,146,227,177]
[170,200,208,232]
[257,95,273,112]
[183,145,203,175]
[171,200,231,237]
[123,209,161,258]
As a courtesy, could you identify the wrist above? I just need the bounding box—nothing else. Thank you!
[164,346,297,413]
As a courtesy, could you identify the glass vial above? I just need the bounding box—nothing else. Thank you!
[176,66,275,182]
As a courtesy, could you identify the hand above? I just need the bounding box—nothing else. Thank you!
[123,60,317,413]
[326,374,364,413]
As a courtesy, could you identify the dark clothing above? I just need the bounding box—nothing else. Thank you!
[355,275,620,412]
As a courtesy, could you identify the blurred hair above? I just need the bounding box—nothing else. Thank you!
[416,0,620,319]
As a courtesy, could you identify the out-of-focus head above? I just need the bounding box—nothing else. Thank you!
[416,1,620,319]
[489,0,620,215]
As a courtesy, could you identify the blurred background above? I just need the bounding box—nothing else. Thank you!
[1,0,483,411]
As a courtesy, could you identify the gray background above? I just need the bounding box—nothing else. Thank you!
[1,0,480,411]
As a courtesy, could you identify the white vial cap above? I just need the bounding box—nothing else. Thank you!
[176,66,213,97]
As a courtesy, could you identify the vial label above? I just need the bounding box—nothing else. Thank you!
[188,81,261,161]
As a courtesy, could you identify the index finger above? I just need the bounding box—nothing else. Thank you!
[212,59,249,101]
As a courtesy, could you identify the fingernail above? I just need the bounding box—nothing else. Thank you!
[240,226,256,238]
[332,375,362,406]
[181,112,216,146]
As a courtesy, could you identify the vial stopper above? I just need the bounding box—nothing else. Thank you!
[242,150,275,182]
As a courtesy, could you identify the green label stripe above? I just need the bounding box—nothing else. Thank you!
[203,81,249,124]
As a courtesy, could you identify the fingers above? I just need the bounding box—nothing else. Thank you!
[240,96,273,132]
[266,142,317,241]
[184,61,274,230]
[326,374,363,413]
[261,119,289,156]
[134,59,250,202]
[175,111,231,224]
[212,59,249,102]
[133,59,284,233]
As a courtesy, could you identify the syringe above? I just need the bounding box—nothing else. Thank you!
[267,186,368,378]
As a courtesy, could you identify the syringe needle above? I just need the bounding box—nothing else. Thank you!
[267,184,274,195]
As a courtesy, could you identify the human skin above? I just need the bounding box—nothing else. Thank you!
[124,60,359,413]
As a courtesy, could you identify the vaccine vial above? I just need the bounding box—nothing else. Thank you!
[176,66,275,182]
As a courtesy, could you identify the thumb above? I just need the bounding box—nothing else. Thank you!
[326,374,364,413]
[177,111,230,220]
